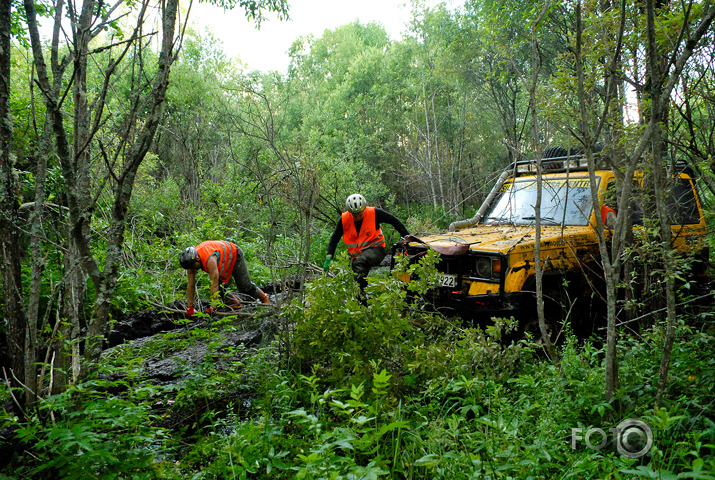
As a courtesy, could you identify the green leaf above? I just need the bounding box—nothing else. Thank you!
[677,473,715,480]
[619,466,660,478]
[352,415,376,426]
[376,420,411,438]
[414,454,440,467]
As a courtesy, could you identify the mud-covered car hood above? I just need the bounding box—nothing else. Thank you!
[403,224,594,255]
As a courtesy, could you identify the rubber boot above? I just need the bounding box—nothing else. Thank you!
[356,275,368,306]
[257,289,270,304]
[226,293,242,310]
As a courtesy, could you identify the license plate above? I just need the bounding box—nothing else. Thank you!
[438,274,458,288]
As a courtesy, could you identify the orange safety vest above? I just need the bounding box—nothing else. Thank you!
[195,241,238,283]
[341,207,386,258]
[600,205,616,224]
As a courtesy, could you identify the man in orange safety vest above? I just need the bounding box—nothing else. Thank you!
[179,240,270,317]
[323,194,410,290]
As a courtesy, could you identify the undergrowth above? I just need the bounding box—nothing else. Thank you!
[1,254,713,479]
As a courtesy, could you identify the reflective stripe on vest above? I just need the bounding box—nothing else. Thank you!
[195,241,238,283]
[341,207,386,258]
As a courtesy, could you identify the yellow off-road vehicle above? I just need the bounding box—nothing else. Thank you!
[393,151,709,333]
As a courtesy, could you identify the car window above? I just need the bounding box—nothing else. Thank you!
[621,177,701,226]
[667,178,702,225]
[483,177,597,226]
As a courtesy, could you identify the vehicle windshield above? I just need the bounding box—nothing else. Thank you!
[482,177,597,226]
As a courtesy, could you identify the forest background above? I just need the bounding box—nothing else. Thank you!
[1,0,715,478]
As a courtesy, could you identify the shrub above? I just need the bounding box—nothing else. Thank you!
[8,378,177,479]
[287,249,445,385]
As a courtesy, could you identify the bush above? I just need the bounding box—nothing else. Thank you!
[7,378,177,479]
[288,249,446,385]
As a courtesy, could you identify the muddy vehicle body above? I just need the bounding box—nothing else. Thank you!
[393,153,709,333]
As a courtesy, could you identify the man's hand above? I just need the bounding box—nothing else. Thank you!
[323,256,332,272]
[186,306,195,318]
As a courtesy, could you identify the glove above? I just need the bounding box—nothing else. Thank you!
[323,257,332,272]
[186,306,195,318]
[204,306,214,314]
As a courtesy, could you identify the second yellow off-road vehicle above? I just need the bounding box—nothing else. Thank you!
[393,150,709,333]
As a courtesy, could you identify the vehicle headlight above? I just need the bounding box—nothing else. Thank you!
[472,256,502,280]
[475,257,492,278]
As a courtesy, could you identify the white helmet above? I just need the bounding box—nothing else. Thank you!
[345,194,367,213]
[179,246,199,269]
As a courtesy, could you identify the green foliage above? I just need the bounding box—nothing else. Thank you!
[4,302,715,479]
[288,255,408,382]
[111,219,183,315]
[5,1,715,479]
[180,418,292,479]
[288,249,446,384]
[287,369,407,478]
[204,0,289,23]
[7,378,176,479]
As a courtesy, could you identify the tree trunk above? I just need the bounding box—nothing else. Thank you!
[84,0,180,365]
[24,110,56,404]
[528,2,559,364]
[23,0,77,395]
[641,0,715,406]
[0,0,29,412]
[23,0,183,374]
[61,0,95,371]
[573,0,629,400]
[646,0,674,408]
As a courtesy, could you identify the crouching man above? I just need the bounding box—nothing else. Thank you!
[180,240,269,317]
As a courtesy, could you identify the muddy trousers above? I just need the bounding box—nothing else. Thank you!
[218,245,261,301]
[350,246,386,291]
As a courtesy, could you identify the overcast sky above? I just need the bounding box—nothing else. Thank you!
[191,0,424,73]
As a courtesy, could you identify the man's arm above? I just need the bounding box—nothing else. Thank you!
[205,255,221,309]
[187,269,196,308]
[376,209,409,237]
[326,219,343,257]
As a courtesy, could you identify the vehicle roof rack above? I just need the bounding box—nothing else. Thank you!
[671,159,696,178]
[510,153,606,176]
